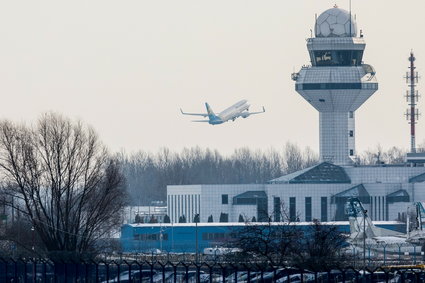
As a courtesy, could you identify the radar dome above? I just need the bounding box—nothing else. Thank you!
[315,7,357,38]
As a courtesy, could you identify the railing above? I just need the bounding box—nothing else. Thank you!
[1,258,425,282]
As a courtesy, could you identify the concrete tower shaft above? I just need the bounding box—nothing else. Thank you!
[292,7,378,165]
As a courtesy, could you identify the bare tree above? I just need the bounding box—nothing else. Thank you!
[383,146,406,164]
[227,203,300,266]
[290,219,349,270]
[303,146,319,168]
[359,144,407,165]
[0,113,126,259]
[283,142,318,174]
[228,205,349,269]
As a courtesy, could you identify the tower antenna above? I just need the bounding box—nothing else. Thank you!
[349,0,352,36]
[404,51,420,153]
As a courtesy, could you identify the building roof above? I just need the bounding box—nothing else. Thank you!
[409,172,425,183]
[123,221,402,228]
[233,191,267,199]
[331,184,370,204]
[386,189,410,203]
[232,191,267,206]
[269,162,351,184]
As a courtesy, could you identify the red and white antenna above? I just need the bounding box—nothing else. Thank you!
[404,51,420,153]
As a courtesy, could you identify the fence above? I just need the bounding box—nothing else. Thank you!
[1,258,425,282]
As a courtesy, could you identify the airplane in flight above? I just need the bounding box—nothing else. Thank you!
[180,100,265,125]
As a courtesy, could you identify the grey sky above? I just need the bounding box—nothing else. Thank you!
[0,1,424,155]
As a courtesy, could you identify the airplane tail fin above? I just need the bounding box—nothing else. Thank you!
[205,103,215,115]
[346,197,401,242]
[205,103,218,120]
[346,198,378,241]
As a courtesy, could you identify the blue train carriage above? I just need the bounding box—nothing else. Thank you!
[120,221,406,254]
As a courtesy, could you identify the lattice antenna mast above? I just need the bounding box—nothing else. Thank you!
[404,51,420,153]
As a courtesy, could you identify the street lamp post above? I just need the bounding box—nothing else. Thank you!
[363,209,368,270]
[160,221,163,252]
[31,226,35,252]
[195,220,199,264]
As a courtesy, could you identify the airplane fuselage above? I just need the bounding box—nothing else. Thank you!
[211,100,250,125]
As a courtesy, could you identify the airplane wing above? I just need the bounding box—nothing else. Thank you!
[180,109,208,117]
[372,236,407,244]
[246,106,266,115]
[191,120,209,123]
[238,107,266,118]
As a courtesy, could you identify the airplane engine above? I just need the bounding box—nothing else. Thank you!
[241,113,250,118]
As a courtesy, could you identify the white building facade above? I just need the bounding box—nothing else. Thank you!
[167,163,425,224]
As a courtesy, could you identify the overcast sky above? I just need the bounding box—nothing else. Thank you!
[0,0,424,155]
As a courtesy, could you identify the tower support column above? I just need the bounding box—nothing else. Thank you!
[319,112,355,165]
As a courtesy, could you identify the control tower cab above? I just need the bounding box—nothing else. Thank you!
[292,7,378,165]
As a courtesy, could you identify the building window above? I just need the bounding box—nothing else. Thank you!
[274,197,281,222]
[382,197,389,221]
[349,130,354,137]
[174,195,177,223]
[374,196,377,221]
[321,197,328,222]
[222,194,228,204]
[191,195,194,221]
[381,196,385,221]
[167,195,170,216]
[184,195,187,220]
[313,50,364,66]
[289,197,296,222]
[302,83,362,90]
[305,197,312,222]
[350,149,354,156]
[134,233,168,241]
[202,233,228,241]
[349,111,354,118]
[177,195,180,221]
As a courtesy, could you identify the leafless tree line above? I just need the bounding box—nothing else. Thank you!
[120,143,425,206]
[119,143,319,205]
[356,143,425,165]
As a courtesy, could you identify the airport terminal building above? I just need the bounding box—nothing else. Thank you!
[167,163,425,224]
[167,7,425,225]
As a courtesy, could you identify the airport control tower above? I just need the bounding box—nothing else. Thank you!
[292,6,378,165]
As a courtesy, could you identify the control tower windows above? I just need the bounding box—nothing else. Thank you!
[313,50,364,66]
